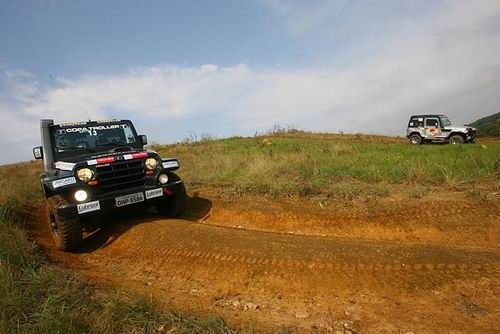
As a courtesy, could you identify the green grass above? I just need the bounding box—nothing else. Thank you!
[154,133,500,197]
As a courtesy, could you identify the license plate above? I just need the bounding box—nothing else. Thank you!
[115,192,144,207]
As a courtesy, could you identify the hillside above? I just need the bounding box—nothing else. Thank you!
[470,112,500,136]
[1,132,499,333]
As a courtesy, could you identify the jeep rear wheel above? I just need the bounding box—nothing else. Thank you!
[46,195,82,251]
[156,184,187,217]
[449,135,464,145]
[409,134,422,145]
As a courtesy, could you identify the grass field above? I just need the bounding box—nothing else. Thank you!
[154,132,500,197]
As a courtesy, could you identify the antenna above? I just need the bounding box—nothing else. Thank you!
[87,111,91,122]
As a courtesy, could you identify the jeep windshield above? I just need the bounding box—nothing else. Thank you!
[51,121,141,159]
[440,116,452,127]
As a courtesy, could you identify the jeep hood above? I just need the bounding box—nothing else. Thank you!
[53,149,154,171]
[445,125,476,132]
[59,149,146,163]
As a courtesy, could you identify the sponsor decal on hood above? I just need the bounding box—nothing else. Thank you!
[55,161,76,171]
[86,152,149,166]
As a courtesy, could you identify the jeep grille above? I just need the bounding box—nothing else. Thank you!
[96,159,145,192]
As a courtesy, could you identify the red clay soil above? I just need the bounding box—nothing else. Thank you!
[28,188,500,333]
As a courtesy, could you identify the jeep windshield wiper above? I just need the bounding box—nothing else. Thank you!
[96,143,134,152]
[95,142,130,147]
[60,146,96,153]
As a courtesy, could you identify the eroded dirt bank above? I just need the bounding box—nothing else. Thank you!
[29,188,500,333]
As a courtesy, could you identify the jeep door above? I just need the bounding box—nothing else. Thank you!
[423,117,442,139]
[407,117,425,137]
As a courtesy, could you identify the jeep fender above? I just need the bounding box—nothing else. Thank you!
[39,173,49,198]
[449,132,466,139]
[40,173,74,199]
[41,179,55,199]
[407,131,421,139]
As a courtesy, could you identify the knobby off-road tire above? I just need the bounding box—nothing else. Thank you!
[409,134,422,145]
[156,183,187,218]
[449,134,464,145]
[46,195,82,251]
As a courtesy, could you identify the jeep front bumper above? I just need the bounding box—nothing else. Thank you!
[56,181,184,220]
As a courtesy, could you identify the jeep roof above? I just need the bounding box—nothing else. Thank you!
[409,114,447,118]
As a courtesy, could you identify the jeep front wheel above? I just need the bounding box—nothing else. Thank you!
[46,195,82,251]
[156,184,187,217]
[409,134,422,145]
[449,135,464,145]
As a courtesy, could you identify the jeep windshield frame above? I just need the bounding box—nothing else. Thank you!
[440,116,452,127]
[50,120,142,160]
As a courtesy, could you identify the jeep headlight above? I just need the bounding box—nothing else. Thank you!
[158,174,169,184]
[76,168,94,182]
[74,189,88,202]
[145,158,158,170]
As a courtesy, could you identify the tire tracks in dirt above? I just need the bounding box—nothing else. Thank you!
[85,218,499,293]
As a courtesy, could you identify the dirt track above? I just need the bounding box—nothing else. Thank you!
[30,189,500,333]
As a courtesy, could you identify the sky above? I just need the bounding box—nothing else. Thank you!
[1,0,500,164]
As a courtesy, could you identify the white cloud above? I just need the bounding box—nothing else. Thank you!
[1,0,500,164]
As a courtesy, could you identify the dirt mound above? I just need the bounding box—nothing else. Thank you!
[192,187,500,249]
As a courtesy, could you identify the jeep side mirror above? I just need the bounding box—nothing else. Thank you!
[33,146,43,160]
[139,135,148,145]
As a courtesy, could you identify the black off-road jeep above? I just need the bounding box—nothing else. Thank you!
[33,119,186,251]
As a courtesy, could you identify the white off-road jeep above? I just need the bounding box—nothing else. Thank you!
[406,115,476,145]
